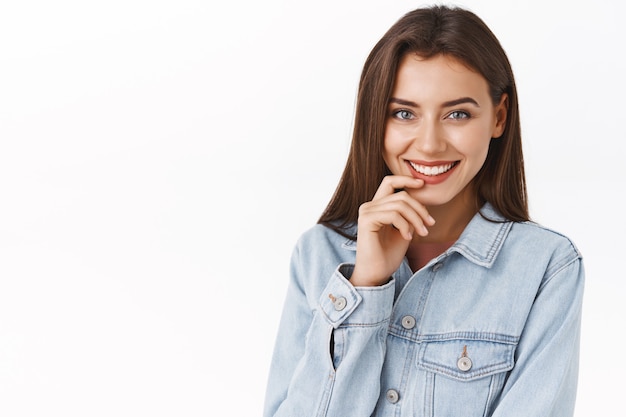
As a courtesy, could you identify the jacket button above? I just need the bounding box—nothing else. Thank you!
[385,389,399,404]
[333,296,347,311]
[401,315,416,329]
[457,356,473,372]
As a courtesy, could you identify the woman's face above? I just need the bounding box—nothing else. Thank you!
[383,53,507,209]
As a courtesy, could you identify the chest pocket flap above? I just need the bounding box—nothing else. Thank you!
[417,338,516,381]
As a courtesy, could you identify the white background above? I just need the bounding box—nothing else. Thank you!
[0,0,623,415]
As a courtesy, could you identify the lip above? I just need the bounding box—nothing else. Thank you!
[405,160,459,184]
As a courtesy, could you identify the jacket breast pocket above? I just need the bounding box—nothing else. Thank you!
[416,338,516,417]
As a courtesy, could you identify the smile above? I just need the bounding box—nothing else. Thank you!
[408,161,458,176]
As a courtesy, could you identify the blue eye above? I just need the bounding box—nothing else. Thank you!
[393,109,414,120]
[448,110,470,120]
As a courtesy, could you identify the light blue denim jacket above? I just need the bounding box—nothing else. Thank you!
[264,204,584,417]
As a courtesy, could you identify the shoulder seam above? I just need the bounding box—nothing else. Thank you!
[539,254,582,293]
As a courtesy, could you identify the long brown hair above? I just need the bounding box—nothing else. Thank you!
[318,5,528,238]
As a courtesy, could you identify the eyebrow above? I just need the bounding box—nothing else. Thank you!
[389,96,480,108]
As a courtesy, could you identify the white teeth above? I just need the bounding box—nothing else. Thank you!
[409,161,455,176]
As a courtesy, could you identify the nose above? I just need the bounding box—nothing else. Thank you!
[411,118,446,154]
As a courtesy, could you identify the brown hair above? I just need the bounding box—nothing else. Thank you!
[318,5,528,238]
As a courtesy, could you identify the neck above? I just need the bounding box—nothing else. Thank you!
[413,186,480,244]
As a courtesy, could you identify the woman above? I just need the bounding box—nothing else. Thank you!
[264,5,584,417]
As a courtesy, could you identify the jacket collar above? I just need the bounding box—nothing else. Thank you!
[341,203,513,268]
[450,203,512,268]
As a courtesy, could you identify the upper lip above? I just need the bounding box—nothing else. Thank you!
[405,159,457,166]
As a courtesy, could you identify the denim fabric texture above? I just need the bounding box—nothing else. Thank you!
[264,204,584,417]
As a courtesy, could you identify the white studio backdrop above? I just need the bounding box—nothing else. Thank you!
[0,0,623,415]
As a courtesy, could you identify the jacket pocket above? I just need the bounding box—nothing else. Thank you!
[416,338,516,416]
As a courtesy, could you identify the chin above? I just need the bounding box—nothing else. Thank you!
[407,189,457,207]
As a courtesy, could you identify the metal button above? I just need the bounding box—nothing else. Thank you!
[385,389,399,404]
[333,296,347,311]
[401,315,416,329]
[457,356,473,372]
[432,262,443,272]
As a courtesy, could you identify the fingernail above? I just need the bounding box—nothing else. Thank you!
[427,215,436,225]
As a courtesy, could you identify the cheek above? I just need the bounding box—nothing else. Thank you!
[381,143,393,170]
[383,126,407,160]
[462,138,492,176]
[449,126,492,159]
[382,130,396,165]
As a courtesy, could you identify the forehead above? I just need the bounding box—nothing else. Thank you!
[392,53,490,101]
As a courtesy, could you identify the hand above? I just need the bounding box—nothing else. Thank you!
[350,176,435,287]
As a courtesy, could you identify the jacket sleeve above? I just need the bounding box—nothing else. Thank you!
[263,243,396,417]
[491,255,585,416]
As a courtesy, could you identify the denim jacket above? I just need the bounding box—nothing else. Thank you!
[264,204,584,417]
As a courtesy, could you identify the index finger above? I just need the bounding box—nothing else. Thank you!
[372,175,424,201]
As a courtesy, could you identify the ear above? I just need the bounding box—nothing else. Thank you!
[492,93,508,139]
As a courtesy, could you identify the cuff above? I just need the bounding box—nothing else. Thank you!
[319,263,395,328]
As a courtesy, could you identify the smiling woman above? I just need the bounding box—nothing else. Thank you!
[383,54,507,211]
[263,5,584,417]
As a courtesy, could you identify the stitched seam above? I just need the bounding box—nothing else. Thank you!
[539,256,581,293]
